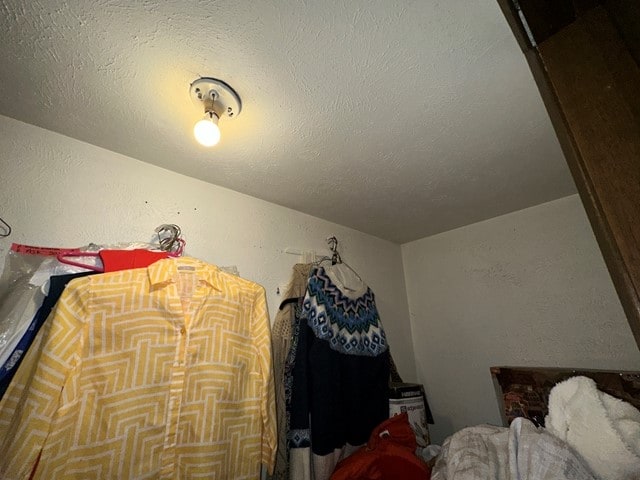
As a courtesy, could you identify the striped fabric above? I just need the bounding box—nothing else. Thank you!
[0,257,276,479]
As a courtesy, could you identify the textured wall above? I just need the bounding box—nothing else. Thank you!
[0,0,576,243]
[0,114,417,381]
[5,113,637,446]
[402,195,640,443]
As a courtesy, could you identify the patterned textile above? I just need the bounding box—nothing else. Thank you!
[431,419,596,480]
[289,265,390,480]
[285,300,311,448]
[270,263,312,480]
[288,428,312,448]
[0,257,276,480]
[302,266,387,357]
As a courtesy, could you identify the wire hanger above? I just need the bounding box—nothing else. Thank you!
[155,224,185,255]
[327,236,342,265]
[56,224,186,272]
[318,236,364,284]
[0,216,11,237]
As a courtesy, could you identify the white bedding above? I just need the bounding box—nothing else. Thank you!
[431,418,596,480]
[546,376,640,480]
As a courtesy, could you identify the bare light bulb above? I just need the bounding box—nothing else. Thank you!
[194,113,221,147]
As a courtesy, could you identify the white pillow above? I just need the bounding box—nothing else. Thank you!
[545,376,640,480]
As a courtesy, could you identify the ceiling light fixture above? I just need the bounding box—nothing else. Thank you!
[189,77,242,147]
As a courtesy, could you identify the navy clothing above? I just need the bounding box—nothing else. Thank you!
[288,266,390,456]
[0,272,94,399]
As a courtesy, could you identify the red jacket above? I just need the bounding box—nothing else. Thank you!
[330,413,431,480]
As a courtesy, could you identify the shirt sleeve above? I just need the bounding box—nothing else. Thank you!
[0,277,90,479]
[252,286,277,474]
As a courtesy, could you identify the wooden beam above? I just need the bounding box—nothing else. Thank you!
[538,7,640,347]
[497,1,640,349]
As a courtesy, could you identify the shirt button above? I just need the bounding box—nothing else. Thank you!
[180,327,186,335]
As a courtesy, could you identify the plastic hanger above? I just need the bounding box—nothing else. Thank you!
[170,238,186,257]
[55,224,185,272]
[56,250,104,272]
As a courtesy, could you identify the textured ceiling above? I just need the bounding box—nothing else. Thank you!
[0,0,576,243]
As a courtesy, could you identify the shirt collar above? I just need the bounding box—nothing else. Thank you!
[147,257,222,291]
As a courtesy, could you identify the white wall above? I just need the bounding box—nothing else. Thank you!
[5,113,640,446]
[0,114,417,381]
[402,195,640,443]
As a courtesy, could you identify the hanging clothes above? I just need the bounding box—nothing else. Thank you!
[270,263,313,480]
[0,244,101,377]
[98,248,171,272]
[0,285,44,367]
[288,265,390,480]
[0,257,276,479]
[0,271,95,400]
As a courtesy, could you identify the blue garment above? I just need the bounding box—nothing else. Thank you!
[0,272,94,399]
[288,265,390,457]
[303,266,388,356]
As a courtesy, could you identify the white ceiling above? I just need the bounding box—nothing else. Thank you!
[0,0,576,244]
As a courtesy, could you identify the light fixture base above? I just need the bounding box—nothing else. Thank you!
[189,77,241,119]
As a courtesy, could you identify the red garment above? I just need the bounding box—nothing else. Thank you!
[330,413,431,480]
[99,249,170,272]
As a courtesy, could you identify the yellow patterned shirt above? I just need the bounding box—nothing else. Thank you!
[0,257,276,479]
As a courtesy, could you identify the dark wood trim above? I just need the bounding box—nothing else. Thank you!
[497,2,640,349]
[515,0,602,44]
[604,0,640,67]
[491,366,640,426]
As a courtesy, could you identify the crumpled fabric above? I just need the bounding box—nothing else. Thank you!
[546,376,640,480]
[270,263,312,480]
[431,418,596,480]
[330,413,431,480]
